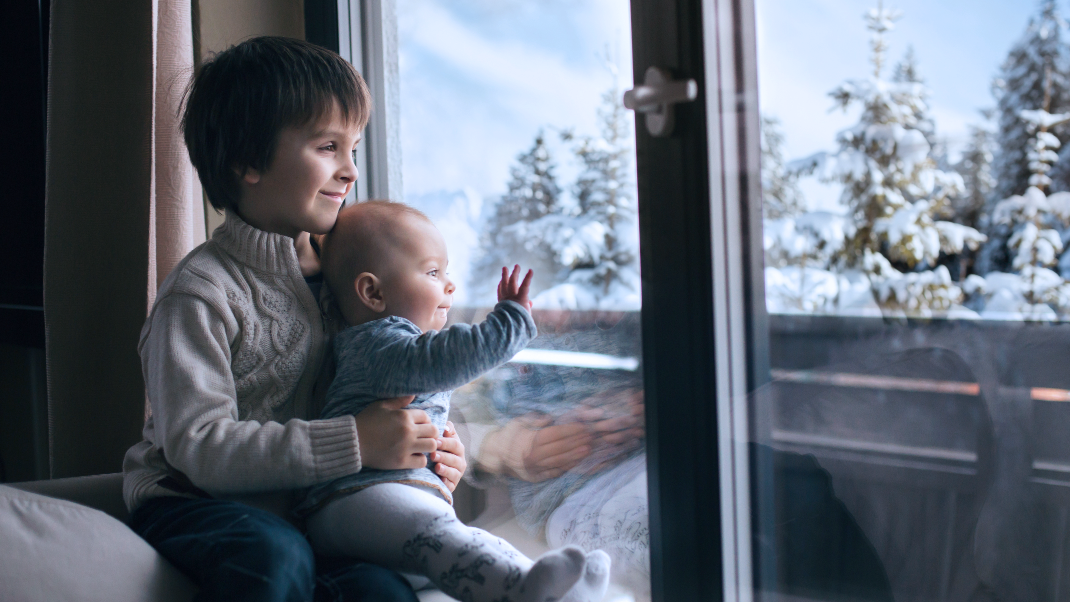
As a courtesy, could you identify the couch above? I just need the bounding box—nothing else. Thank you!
[1,474,542,602]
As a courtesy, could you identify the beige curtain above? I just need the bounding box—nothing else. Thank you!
[45,0,204,478]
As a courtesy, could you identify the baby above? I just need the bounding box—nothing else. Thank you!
[300,200,611,602]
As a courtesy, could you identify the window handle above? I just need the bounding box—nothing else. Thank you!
[623,66,698,137]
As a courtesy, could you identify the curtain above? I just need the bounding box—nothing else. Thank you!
[44,0,204,478]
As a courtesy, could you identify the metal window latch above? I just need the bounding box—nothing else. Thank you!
[623,66,699,137]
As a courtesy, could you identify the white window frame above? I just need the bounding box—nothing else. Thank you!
[337,0,403,204]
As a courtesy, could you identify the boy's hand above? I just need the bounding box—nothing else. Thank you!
[431,421,467,492]
[354,396,439,470]
[497,265,534,311]
[480,415,593,482]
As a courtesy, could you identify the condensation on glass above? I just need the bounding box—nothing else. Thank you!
[751,2,1070,602]
[396,2,651,600]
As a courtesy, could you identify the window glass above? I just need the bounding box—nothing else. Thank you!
[397,2,651,600]
[752,1,1070,600]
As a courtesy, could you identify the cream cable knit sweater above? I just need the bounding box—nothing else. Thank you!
[122,211,361,515]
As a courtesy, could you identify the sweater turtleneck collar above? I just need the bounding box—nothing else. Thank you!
[212,209,301,275]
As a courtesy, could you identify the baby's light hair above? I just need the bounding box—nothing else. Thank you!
[321,200,433,318]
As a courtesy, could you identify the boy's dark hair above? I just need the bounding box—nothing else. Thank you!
[182,36,371,212]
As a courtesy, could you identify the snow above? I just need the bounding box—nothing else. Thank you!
[1018,109,1070,130]
[509,348,640,371]
[1008,222,1062,269]
[993,186,1068,224]
[935,221,987,254]
[764,266,884,317]
[976,271,1061,321]
[764,212,853,267]
[874,202,941,265]
[864,6,902,33]
[533,273,641,311]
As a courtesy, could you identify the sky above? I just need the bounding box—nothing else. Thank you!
[396,0,1051,210]
[397,0,634,200]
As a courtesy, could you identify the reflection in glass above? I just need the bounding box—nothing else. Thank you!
[397,2,650,600]
[754,2,1070,601]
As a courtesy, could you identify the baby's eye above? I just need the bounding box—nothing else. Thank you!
[428,269,439,277]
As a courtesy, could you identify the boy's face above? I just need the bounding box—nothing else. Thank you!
[237,101,361,238]
[379,216,456,332]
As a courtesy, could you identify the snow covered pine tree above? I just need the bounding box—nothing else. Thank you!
[761,115,856,312]
[761,116,804,221]
[788,2,984,317]
[547,78,640,309]
[953,124,997,233]
[470,132,565,302]
[994,0,1070,200]
[970,102,1070,320]
[525,76,641,311]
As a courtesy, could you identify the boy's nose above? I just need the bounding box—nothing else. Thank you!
[339,156,358,182]
[339,165,358,182]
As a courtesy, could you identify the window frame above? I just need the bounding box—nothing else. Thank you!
[307,0,403,204]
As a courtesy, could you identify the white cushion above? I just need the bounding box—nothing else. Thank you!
[0,485,195,602]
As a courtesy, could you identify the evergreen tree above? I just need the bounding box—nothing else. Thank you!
[972,109,1070,319]
[790,3,983,316]
[991,0,1070,200]
[953,123,997,229]
[563,81,639,297]
[892,46,937,147]
[761,115,804,220]
[470,132,564,301]
[946,123,997,279]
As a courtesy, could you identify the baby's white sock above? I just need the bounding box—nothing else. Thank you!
[518,546,587,602]
[560,550,612,602]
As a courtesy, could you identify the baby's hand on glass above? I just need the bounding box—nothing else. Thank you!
[497,264,534,311]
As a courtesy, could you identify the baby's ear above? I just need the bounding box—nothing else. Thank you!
[355,272,386,313]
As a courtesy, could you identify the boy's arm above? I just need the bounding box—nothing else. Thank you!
[344,301,537,399]
[143,293,361,495]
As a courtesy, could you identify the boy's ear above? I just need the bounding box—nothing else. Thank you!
[237,165,261,185]
[354,272,386,313]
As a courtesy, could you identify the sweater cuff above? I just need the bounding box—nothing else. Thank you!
[309,416,361,482]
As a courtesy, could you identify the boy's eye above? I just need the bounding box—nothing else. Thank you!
[352,149,358,164]
[321,143,336,152]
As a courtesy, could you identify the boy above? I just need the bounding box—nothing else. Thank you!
[301,201,612,602]
[122,37,466,602]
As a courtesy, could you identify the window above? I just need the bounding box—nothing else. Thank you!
[395,3,651,600]
[751,1,1070,601]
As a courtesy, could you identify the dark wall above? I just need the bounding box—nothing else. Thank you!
[0,0,50,482]
[1,0,48,317]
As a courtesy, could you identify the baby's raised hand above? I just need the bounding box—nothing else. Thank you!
[497,264,534,311]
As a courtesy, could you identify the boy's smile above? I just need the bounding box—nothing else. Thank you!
[236,101,362,238]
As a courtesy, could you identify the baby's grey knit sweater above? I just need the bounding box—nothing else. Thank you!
[296,300,536,516]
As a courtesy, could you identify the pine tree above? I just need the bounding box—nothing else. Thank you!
[991,0,1070,200]
[892,46,937,147]
[973,107,1070,318]
[953,123,997,229]
[789,3,984,316]
[563,81,639,297]
[470,132,564,301]
[761,115,804,220]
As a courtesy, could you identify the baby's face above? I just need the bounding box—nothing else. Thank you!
[379,216,455,331]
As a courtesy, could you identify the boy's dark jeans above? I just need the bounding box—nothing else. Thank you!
[129,496,418,602]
